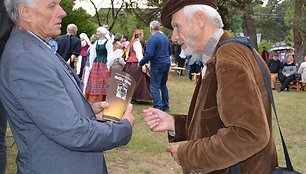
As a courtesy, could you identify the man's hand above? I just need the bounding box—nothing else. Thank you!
[67,54,77,65]
[122,104,135,128]
[141,65,147,73]
[92,102,109,121]
[141,107,175,132]
[166,144,181,165]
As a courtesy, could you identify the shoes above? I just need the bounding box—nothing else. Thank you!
[162,108,170,112]
[278,89,284,92]
[272,87,276,90]
[177,70,183,76]
[286,88,290,91]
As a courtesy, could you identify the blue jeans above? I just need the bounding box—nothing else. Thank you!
[150,64,170,110]
[0,100,7,174]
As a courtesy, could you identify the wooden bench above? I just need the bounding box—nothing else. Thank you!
[288,80,304,92]
[275,79,305,92]
[191,73,201,85]
[170,66,186,77]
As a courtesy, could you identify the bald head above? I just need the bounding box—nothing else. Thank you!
[67,24,78,36]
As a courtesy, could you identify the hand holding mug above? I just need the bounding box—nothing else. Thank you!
[122,103,135,128]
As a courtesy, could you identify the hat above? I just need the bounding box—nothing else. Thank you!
[97,27,109,37]
[161,0,218,30]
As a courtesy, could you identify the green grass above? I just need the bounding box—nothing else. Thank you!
[5,74,306,173]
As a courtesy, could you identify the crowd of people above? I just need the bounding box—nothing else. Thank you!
[263,47,305,91]
[0,0,304,173]
[54,22,173,106]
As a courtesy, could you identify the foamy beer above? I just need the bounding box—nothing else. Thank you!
[103,70,136,122]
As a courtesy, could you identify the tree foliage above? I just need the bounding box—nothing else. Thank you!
[60,0,97,37]
[61,0,304,61]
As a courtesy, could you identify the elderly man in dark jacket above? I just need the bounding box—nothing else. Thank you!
[142,0,277,173]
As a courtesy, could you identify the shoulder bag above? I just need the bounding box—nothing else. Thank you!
[218,37,302,174]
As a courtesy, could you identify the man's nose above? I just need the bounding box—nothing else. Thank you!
[59,6,67,18]
[171,32,178,43]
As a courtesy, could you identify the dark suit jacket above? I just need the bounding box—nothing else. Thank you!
[169,31,277,174]
[0,27,132,174]
[56,34,81,62]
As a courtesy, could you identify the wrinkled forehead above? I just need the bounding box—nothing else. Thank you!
[171,9,185,25]
[28,0,62,7]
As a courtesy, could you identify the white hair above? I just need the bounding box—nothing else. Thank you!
[4,0,35,24]
[67,24,78,36]
[182,5,224,29]
[150,20,161,30]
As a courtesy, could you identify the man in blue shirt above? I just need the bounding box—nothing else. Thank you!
[139,21,172,111]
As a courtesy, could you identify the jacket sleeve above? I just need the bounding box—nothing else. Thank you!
[106,40,114,70]
[139,36,155,66]
[168,114,188,142]
[89,43,96,70]
[177,44,271,173]
[72,38,81,57]
[133,40,143,62]
[7,52,132,152]
[297,64,305,74]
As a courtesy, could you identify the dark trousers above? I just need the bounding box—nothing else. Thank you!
[189,63,202,80]
[279,74,295,90]
[177,57,185,75]
[0,100,7,174]
[150,64,170,110]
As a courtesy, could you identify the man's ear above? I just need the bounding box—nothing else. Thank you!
[19,4,32,23]
[194,11,206,28]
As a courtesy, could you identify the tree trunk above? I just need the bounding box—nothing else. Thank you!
[89,0,101,26]
[293,0,305,64]
[241,3,258,49]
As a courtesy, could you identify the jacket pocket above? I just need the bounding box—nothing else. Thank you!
[197,107,224,137]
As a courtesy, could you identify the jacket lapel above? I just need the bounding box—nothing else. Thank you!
[54,52,84,95]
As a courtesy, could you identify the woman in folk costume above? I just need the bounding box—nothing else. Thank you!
[82,35,97,94]
[78,33,90,79]
[85,27,114,102]
[123,29,152,102]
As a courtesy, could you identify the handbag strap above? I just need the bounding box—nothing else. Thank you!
[217,37,294,173]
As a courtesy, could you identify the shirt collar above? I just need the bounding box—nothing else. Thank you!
[188,29,224,66]
[26,30,52,50]
[201,29,224,63]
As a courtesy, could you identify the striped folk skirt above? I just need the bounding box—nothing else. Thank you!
[85,62,110,102]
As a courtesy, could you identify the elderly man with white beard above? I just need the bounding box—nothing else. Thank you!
[141,0,277,173]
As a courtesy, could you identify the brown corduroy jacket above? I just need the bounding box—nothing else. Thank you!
[169,32,277,174]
